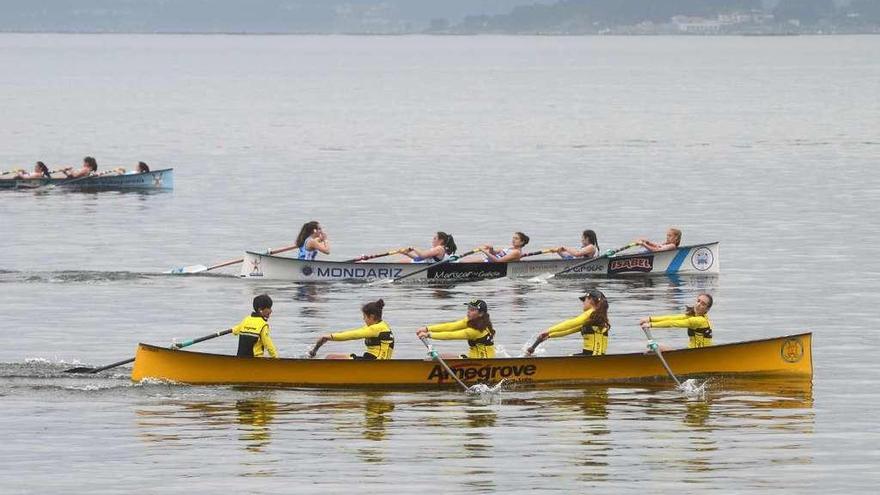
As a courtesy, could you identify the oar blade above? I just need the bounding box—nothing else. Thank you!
[167,264,208,275]
[63,366,97,374]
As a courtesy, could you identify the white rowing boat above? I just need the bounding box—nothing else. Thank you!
[239,242,719,282]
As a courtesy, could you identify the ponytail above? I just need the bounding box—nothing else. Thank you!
[437,231,457,255]
[362,299,385,321]
[296,221,320,248]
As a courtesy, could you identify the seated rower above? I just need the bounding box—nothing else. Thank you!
[635,227,681,253]
[63,156,98,178]
[526,289,610,356]
[478,231,530,262]
[231,294,278,358]
[14,162,53,180]
[556,229,600,259]
[400,231,457,263]
[310,299,394,359]
[639,293,714,348]
[294,221,330,260]
[416,299,495,358]
[136,161,150,173]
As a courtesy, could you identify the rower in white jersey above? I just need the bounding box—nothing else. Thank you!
[400,231,458,263]
[293,221,331,260]
[478,231,530,262]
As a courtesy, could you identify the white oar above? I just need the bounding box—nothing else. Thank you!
[640,326,682,387]
[419,336,471,392]
[530,242,639,282]
[168,244,298,274]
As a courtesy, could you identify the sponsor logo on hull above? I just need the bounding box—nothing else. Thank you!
[428,362,537,383]
[427,263,508,281]
[301,266,404,279]
[608,256,654,274]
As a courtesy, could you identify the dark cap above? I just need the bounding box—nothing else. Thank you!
[464,299,488,313]
[253,294,273,311]
[579,289,606,302]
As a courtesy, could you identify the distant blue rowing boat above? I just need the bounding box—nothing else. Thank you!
[0,168,174,191]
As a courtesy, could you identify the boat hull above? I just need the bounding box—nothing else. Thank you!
[0,168,173,190]
[131,332,811,388]
[240,242,719,282]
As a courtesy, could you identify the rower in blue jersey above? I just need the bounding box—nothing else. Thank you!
[478,231,530,262]
[400,231,458,263]
[555,229,600,259]
[294,221,331,260]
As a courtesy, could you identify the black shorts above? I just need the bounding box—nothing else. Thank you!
[350,353,377,360]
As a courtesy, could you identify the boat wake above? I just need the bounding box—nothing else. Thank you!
[467,379,505,402]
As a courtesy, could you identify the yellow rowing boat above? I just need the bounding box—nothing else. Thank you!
[131,332,812,388]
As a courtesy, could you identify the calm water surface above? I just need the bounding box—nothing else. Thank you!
[1,34,879,493]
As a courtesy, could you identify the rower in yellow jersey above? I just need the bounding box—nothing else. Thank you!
[310,299,394,359]
[639,293,714,348]
[232,294,278,358]
[416,299,496,358]
[526,289,610,356]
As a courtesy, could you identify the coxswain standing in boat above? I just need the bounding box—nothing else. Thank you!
[294,221,330,260]
[635,227,681,253]
[416,299,496,358]
[13,162,53,179]
[231,294,278,358]
[400,231,457,263]
[526,289,610,356]
[310,299,394,359]
[555,229,600,259]
[62,156,97,179]
[477,231,530,262]
[639,293,714,348]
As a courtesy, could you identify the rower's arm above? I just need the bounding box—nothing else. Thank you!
[650,315,707,330]
[429,327,484,341]
[426,318,468,333]
[547,312,590,338]
[409,246,443,259]
[261,326,278,358]
[330,325,376,341]
[493,249,522,263]
[307,237,331,255]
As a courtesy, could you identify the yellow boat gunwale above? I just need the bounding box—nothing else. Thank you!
[131,332,812,388]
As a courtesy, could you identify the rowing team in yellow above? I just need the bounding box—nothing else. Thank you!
[229,291,715,360]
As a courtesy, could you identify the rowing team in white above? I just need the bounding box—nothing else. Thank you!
[229,292,714,361]
[289,220,685,263]
[0,157,151,180]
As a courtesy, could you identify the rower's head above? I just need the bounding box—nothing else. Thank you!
[689,293,713,316]
[35,161,48,175]
[296,221,321,247]
[253,294,273,319]
[465,299,488,319]
[512,232,530,248]
[666,228,682,246]
[579,289,607,309]
[361,299,385,325]
[582,229,598,247]
[434,231,457,254]
[137,161,150,173]
[83,156,98,171]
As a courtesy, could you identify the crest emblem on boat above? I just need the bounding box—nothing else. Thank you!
[152,173,163,188]
[249,258,263,277]
[690,247,714,271]
[780,338,804,363]
[301,265,313,276]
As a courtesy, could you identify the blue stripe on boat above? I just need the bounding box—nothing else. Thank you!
[665,247,690,274]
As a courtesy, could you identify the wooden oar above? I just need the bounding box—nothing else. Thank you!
[419,336,470,392]
[640,326,682,387]
[532,242,639,282]
[61,169,118,185]
[168,244,298,274]
[64,329,233,374]
[0,168,25,176]
[520,248,557,258]
[373,248,480,285]
[346,248,405,263]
